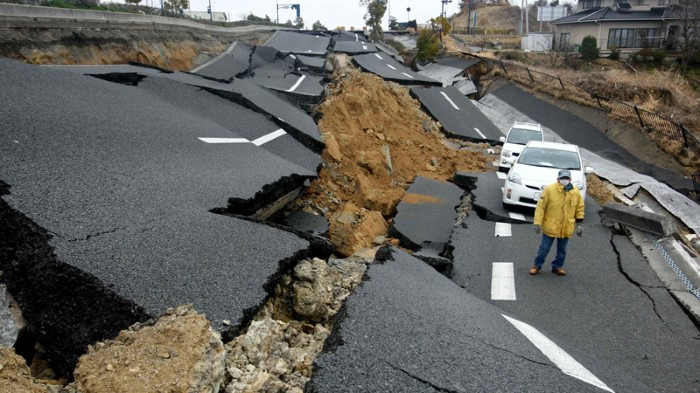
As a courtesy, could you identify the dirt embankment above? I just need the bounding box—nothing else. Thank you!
[0,28,272,70]
[300,58,490,256]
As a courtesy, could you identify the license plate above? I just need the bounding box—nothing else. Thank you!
[534,192,541,201]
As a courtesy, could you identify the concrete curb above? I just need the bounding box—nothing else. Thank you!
[602,203,675,237]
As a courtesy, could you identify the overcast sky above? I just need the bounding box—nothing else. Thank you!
[181,0,464,30]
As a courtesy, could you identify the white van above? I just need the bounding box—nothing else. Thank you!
[498,122,544,173]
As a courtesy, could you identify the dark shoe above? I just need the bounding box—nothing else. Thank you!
[552,268,566,276]
[529,266,540,275]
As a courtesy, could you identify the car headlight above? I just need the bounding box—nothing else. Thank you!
[507,172,522,185]
[502,150,512,157]
[573,180,584,190]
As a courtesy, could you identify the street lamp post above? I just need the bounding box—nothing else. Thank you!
[208,0,212,21]
[441,0,452,18]
[407,7,410,22]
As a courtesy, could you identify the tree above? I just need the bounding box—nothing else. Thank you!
[673,0,700,73]
[295,17,304,29]
[389,16,398,30]
[125,0,142,4]
[247,13,271,22]
[312,20,327,30]
[361,0,387,41]
[580,35,599,60]
[164,0,188,12]
[430,16,452,36]
[416,29,440,61]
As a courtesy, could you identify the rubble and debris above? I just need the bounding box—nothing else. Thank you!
[0,285,22,348]
[224,256,368,393]
[70,305,225,393]
[0,347,48,393]
[300,60,489,256]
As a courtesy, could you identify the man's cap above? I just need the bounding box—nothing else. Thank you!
[558,169,572,179]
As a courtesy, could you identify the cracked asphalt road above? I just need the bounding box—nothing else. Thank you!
[450,171,700,393]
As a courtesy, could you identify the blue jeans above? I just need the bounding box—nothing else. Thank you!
[534,234,569,270]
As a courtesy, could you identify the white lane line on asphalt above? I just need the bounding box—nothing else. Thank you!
[355,33,358,41]
[491,263,516,300]
[497,171,507,180]
[509,212,526,221]
[401,72,415,79]
[495,222,512,237]
[198,137,250,144]
[363,45,368,50]
[289,54,297,59]
[374,53,384,60]
[502,315,615,393]
[252,129,287,146]
[440,91,460,111]
[386,64,397,70]
[286,75,306,92]
[473,127,487,139]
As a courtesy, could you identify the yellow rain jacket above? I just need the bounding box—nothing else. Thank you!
[534,182,584,238]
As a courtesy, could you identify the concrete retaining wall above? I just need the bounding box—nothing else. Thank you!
[0,3,275,35]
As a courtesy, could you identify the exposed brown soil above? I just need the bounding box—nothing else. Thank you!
[300,60,490,256]
[586,173,617,207]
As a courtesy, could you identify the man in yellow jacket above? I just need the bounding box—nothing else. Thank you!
[530,169,585,276]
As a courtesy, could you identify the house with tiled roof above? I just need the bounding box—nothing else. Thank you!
[550,0,685,53]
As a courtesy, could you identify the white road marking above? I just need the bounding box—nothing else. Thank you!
[289,54,297,59]
[492,161,499,167]
[355,33,358,41]
[473,127,487,139]
[440,91,460,111]
[286,75,306,92]
[362,45,368,50]
[491,263,516,300]
[497,171,507,180]
[509,212,526,221]
[252,129,287,146]
[386,64,397,70]
[495,222,512,237]
[401,72,415,79]
[374,53,384,60]
[198,137,249,144]
[502,315,615,393]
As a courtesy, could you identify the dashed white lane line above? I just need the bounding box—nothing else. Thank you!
[286,75,306,92]
[502,315,615,393]
[198,137,249,144]
[401,72,415,79]
[386,64,397,70]
[354,33,358,41]
[289,54,297,59]
[495,222,512,237]
[199,129,287,147]
[374,53,384,60]
[473,127,487,139]
[496,171,507,180]
[252,129,287,146]
[509,212,526,221]
[491,263,516,300]
[362,45,368,50]
[440,91,460,111]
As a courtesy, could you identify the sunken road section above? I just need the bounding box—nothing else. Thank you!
[0,58,323,374]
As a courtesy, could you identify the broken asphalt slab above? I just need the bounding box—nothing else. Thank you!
[136,77,321,173]
[0,58,317,372]
[332,40,377,54]
[353,52,440,86]
[456,171,533,223]
[416,55,480,87]
[309,247,648,393]
[264,30,331,56]
[388,176,464,272]
[410,86,502,142]
[191,41,253,80]
[241,45,325,99]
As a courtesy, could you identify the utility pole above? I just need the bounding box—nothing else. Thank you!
[466,0,471,34]
[525,0,529,34]
[276,0,279,24]
[208,0,212,21]
[519,0,523,35]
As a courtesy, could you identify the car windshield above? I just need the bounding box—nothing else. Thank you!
[517,147,581,170]
[506,128,543,145]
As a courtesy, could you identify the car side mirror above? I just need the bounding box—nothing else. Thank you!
[585,166,594,174]
[499,136,506,143]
